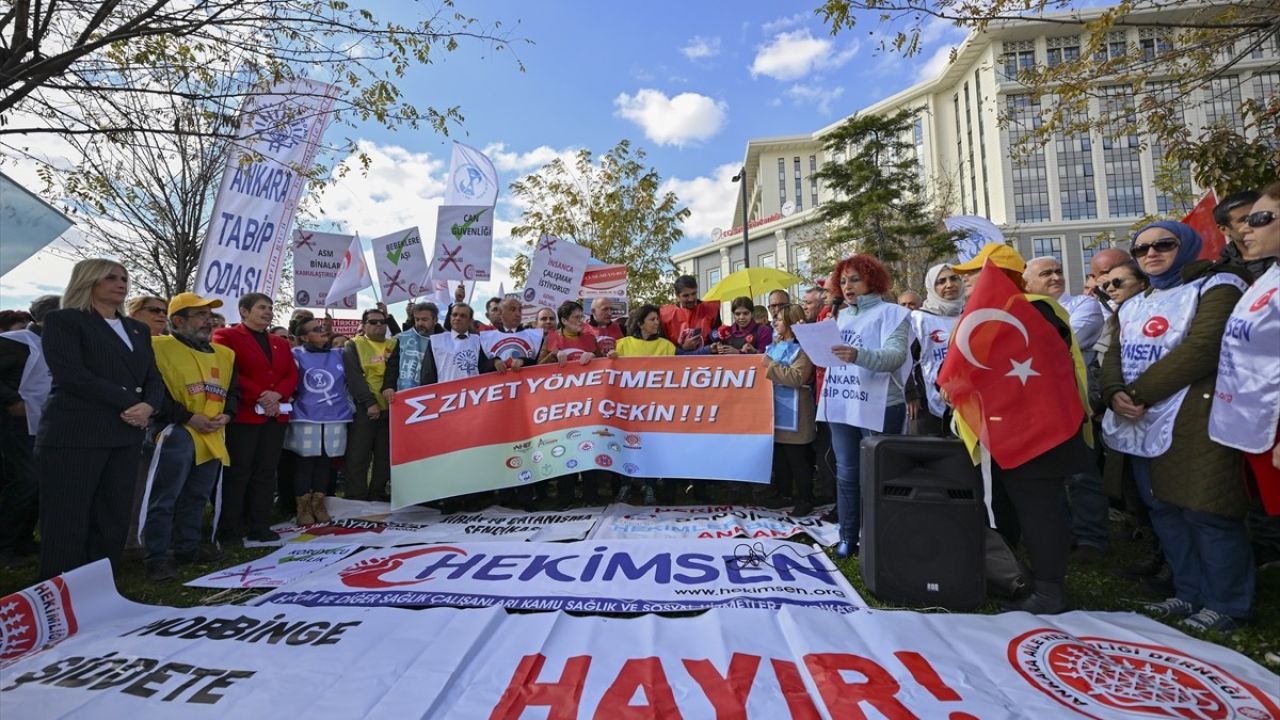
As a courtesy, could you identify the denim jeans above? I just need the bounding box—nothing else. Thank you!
[144,427,222,563]
[1132,457,1254,618]
[830,403,907,546]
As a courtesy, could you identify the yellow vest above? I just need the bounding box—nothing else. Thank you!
[152,336,235,466]
[352,335,395,409]
[953,294,1094,464]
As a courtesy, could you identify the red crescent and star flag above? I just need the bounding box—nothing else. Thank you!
[1182,189,1226,261]
[938,262,1085,468]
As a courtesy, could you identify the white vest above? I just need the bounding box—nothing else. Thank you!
[1209,264,1280,453]
[817,301,911,432]
[430,333,482,384]
[1102,274,1248,457]
[909,311,958,419]
[0,329,51,435]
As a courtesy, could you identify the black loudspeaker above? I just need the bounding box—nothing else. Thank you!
[859,435,986,610]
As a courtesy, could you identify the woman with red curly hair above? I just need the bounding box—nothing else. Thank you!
[819,254,912,558]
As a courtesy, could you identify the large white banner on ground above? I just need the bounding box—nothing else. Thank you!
[369,226,430,304]
[291,230,357,309]
[254,539,862,613]
[7,562,1277,719]
[185,544,360,589]
[590,503,841,547]
[253,506,602,547]
[195,79,339,307]
[431,205,493,281]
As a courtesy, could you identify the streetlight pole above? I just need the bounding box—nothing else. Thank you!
[731,166,750,269]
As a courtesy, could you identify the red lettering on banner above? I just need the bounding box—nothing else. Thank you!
[894,651,979,719]
[804,653,914,720]
[489,653,590,720]
[682,653,760,720]
[593,657,682,719]
[770,659,824,720]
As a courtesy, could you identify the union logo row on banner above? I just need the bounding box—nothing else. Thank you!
[2,560,1277,718]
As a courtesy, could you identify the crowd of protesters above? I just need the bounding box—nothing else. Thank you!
[0,185,1275,638]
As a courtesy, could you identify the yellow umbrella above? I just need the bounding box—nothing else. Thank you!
[702,267,805,301]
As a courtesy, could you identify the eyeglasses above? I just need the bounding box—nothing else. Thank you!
[1131,238,1179,258]
[1246,210,1276,228]
[365,319,387,326]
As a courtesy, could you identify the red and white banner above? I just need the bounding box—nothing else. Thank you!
[589,503,840,547]
[185,544,360,589]
[253,506,603,547]
[253,539,862,613]
[4,561,1277,719]
[389,356,775,506]
[580,264,628,299]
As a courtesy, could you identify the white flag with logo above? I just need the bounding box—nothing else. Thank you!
[370,226,430,304]
[444,141,499,207]
[325,234,372,304]
[195,79,340,307]
[943,215,1005,263]
[431,205,493,282]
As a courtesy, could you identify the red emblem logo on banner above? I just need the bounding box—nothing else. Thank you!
[1142,316,1170,338]
[1251,288,1276,313]
[0,577,78,666]
[339,546,465,589]
[1009,629,1280,719]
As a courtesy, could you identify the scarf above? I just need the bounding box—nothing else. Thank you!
[1132,220,1202,290]
[920,263,966,316]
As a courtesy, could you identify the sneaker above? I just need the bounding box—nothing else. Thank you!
[246,528,281,543]
[1180,608,1242,633]
[145,560,179,583]
[791,500,815,517]
[1141,597,1196,620]
[174,545,225,566]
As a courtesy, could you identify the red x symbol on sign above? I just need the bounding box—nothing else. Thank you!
[295,231,316,252]
[208,564,272,585]
[438,244,463,273]
[537,236,557,255]
[383,269,407,296]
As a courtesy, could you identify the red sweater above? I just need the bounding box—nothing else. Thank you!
[660,302,720,348]
[213,324,299,424]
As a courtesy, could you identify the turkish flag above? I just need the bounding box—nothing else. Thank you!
[937,263,1085,468]
[1182,190,1225,261]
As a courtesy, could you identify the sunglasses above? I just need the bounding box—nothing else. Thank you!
[365,319,387,326]
[143,306,167,315]
[1101,277,1130,290]
[1246,210,1276,228]
[1131,238,1179,258]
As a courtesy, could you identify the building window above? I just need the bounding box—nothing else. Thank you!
[1046,36,1081,67]
[1001,40,1035,80]
[777,158,786,206]
[1148,81,1194,215]
[1006,94,1050,223]
[732,260,746,273]
[1032,237,1064,268]
[954,93,967,213]
[1054,98,1096,221]
[974,72,991,217]
[794,157,803,211]
[1206,75,1244,128]
[1101,87,1145,217]
[707,267,721,289]
[1250,30,1280,59]
[964,83,977,216]
[809,154,819,207]
[1079,235,1119,284]
[758,252,776,268]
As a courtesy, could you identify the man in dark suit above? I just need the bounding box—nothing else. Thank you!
[37,259,165,579]
[212,292,298,544]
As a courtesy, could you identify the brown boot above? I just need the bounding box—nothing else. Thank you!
[310,492,331,524]
[295,495,315,526]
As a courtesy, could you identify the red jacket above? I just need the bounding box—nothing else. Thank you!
[213,324,299,424]
[660,302,720,348]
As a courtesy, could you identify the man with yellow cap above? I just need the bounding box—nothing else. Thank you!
[142,292,238,582]
[945,243,1093,614]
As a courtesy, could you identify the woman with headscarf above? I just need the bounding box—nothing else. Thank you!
[906,264,965,435]
[819,254,912,558]
[1101,220,1251,633]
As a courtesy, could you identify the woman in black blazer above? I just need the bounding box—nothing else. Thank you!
[37,258,165,579]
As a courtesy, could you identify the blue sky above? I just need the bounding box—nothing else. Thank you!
[1,1,967,311]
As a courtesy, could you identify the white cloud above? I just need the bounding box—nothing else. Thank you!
[681,36,721,61]
[916,44,958,83]
[762,12,809,34]
[660,163,742,242]
[750,29,858,81]
[483,142,579,174]
[613,89,728,148]
[786,83,846,115]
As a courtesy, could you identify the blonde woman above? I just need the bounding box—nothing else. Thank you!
[126,295,168,336]
[37,259,164,579]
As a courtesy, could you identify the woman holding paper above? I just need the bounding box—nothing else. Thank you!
[762,304,817,516]
[819,254,911,558]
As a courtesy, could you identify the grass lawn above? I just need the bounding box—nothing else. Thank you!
[3,497,1277,669]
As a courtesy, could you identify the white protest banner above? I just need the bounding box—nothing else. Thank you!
[247,517,434,548]
[185,544,360,589]
[519,235,590,310]
[369,226,430,304]
[431,205,493,281]
[944,214,1005,263]
[291,230,357,309]
[439,607,1280,720]
[320,497,441,524]
[195,79,339,308]
[443,141,499,207]
[325,233,372,304]
[255,539,861,613]
[590,503,840,547]
[0,171,73,276]
[396,506,601,543]
[580,263,628,299]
